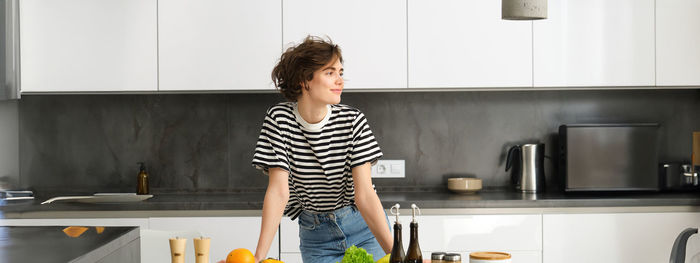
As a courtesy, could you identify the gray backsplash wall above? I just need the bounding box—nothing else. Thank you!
[18,89,700,194]
[0,100,19,190]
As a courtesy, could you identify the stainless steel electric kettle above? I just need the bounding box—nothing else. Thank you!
[506,143,545,192]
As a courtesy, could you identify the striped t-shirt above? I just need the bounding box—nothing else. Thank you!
[252,102,383,220]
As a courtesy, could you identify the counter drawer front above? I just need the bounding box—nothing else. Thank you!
[280,214,542,253]
[399,214,542,252]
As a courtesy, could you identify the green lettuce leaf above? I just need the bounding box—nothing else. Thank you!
[338,245,374,263]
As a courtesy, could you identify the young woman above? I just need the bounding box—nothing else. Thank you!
[251,36,392,263]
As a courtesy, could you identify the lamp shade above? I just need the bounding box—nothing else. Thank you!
[502,0,547,20]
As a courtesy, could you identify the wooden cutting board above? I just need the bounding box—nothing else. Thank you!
[41,193,153,204]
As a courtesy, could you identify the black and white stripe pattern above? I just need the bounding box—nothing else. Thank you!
[252,102,383,220]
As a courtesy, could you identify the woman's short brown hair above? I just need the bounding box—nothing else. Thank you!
[272,36,343,102]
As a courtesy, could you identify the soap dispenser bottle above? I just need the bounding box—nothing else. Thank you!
[137,162,149,195]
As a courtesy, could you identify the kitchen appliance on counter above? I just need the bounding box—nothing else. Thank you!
[660,162,698,191]
[0,190,33,200]
[559,123,660,192]
[506,143,545,192]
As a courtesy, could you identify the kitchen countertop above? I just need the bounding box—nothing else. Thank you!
[0,226,139,262]
[3,190,700,218]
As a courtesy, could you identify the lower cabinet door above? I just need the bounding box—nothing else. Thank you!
[280,252,303,263]
[280,214,542,263]
[147,217,279,263]
[280,217,299,253]
[543,212,700,263]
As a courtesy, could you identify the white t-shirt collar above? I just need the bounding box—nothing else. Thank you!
[293,103,332,131]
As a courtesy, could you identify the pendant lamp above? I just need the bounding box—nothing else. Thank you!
[502,0,547,20]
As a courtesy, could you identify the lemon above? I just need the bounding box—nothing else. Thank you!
[376,254,390,263]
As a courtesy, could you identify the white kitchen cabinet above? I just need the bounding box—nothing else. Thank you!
[280,252,303,263]
[283,0,407,90]
[19,0,158,92]
[148,217,279,263]
[398,214,541,263]
[281,214,541,263]
[543,212,700,263]
[533,0,655,87]
[408,0,532,89]
[280,217,299,254]
[656,0,700,86]
[158,0,282,91]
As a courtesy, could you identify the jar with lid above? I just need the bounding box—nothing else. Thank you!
[469,251,511,263]
[431,252,447,263]
[444,253,462,263]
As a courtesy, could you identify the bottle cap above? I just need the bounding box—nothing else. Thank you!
[410,203,421,223]
[431,252,446,260]
[390,203,401,224]
[444,253,462,261]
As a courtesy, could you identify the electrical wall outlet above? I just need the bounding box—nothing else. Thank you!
[371,160,405,178]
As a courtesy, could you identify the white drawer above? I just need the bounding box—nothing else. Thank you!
[397,214,542,252]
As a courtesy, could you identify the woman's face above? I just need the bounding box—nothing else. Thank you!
[302,58,344,105]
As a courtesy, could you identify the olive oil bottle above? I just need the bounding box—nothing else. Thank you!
[405,204,422,263]
[389,204,405,263]
[137,162,149,195]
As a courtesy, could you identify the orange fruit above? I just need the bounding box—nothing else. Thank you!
[226,248,255,263]
[62,226,88,238]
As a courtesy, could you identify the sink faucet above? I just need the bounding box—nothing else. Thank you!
[671,228,698,263]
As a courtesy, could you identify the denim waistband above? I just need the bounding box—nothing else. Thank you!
[300,205,356,222]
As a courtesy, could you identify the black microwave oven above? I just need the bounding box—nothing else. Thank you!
[558,123,660,192]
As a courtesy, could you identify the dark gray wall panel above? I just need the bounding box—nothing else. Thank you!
[18,89,700,193]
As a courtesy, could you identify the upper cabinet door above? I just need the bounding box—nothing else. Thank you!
[158,0,282,91]
[533,0,655,87]
[283,0,407,90]
[656,0,700,86]
[20,0,157,92]
[408,0,532,89]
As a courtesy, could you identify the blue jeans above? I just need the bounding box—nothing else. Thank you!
[298,205,389,263]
